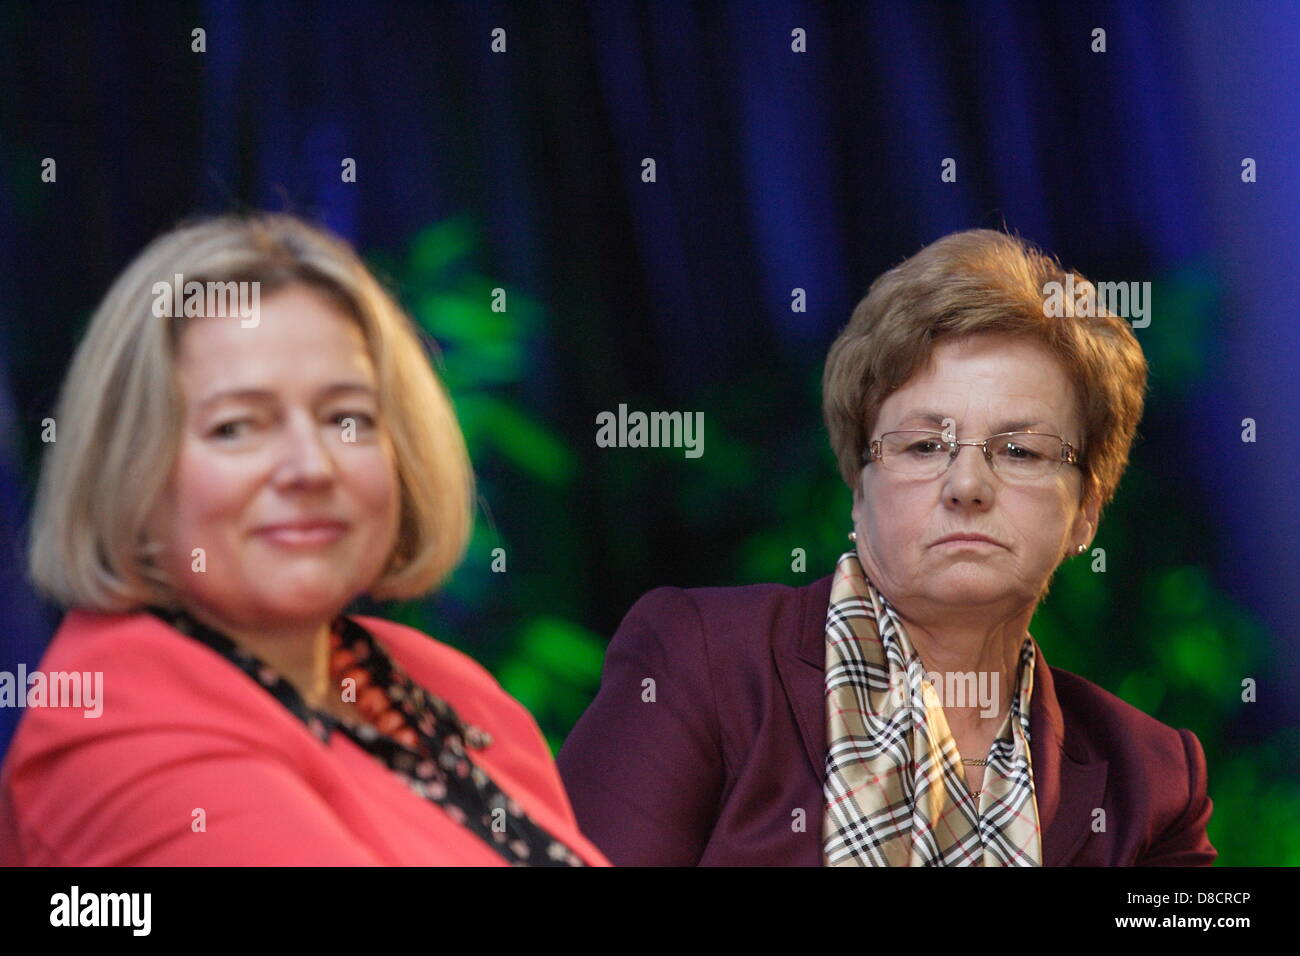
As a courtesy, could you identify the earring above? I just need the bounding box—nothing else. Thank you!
[848,531,858,542]
[1076,543,1086,555]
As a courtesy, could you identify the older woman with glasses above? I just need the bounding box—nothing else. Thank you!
[558,228,1218,866]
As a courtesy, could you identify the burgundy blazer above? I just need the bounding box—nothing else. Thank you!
[557,574,1218,866]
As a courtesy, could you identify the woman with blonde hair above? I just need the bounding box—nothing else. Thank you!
[559,228,1217,866]
[1,213,608,866]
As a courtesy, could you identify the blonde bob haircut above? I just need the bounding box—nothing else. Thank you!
[823,228,1149,518]
[28,212,473,612]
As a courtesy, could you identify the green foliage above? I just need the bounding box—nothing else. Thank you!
[1209,731,1300,866]
[364,215,599,755]
[497,617,607,734]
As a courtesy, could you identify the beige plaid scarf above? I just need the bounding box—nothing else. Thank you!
[821,550,1042,865]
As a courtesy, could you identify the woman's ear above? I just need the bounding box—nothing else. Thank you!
[850,469,866,525]
[1074,483,1102,552]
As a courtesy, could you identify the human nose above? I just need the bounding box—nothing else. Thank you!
[941,441,995,505]
[272,412,337,488]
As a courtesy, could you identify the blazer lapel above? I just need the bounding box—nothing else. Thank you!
[773,575,834,781]
[775,577,1109,867]
[1029,645,1110,866]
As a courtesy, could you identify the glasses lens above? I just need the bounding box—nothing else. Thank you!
[879,431,952,477]
[989,433,1063,481]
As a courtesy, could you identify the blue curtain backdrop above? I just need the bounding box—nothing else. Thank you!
[0,1,1295,863]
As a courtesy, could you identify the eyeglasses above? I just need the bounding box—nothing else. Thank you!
[862,430,1082,483]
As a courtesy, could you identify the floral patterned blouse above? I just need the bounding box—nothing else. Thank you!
[146,604,586,866]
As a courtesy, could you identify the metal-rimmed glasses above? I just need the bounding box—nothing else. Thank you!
[862,429,1082,483]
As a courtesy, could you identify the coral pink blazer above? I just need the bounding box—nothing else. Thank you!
[0,609,610,866]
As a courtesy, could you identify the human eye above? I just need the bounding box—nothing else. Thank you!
[905,435,947,455]
[209,418,254,440]
[330,410,376,429]
[1000,436,1047,460]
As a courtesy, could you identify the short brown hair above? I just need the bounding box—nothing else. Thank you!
[28,213,473,611]
[822,229,1148,515]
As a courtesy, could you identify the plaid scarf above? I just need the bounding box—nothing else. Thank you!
[821,550,1043,865]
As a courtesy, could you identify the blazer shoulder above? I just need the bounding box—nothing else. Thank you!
[22,608,249,707]
[626,574,831,629]
[36,608,186,665]
[603,575,833,688]
[1048,664,1201,768]
[5,610,313,757]
[620,574,830,651]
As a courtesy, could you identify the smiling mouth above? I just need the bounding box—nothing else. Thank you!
[255,525,347,547]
